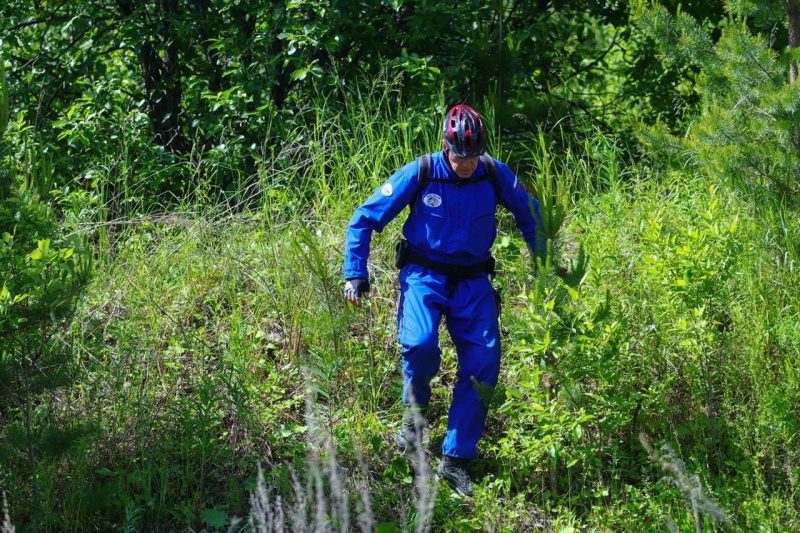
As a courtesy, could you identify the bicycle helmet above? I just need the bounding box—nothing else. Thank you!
[442,104,488,158]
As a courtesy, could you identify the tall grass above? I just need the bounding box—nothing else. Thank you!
[3,78,800,531]
[1,493,13,533]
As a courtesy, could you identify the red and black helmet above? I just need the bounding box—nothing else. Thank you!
[442,104,488,158]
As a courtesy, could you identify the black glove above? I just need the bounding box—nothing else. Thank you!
[344,278,370,299]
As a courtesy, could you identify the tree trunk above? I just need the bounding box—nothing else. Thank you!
[787,0,800,83]
[138,0,187,153]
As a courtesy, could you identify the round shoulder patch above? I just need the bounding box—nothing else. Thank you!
[381,183,393,196]
[423,193,442,208]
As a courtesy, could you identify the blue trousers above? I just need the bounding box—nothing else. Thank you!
[397,264,501,459]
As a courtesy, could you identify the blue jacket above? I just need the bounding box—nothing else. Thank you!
[344,151,541,280]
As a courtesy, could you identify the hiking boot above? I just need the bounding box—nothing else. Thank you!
[394,423,422,453]
[437,456,475,497]
[394,408,427,454]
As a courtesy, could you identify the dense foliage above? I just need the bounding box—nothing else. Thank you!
[2,0,800,531]
[2,0,731,201]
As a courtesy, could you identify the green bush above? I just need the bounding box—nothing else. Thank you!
[0,59,94,529]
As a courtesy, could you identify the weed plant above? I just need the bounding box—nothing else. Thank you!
[2,80,800,531]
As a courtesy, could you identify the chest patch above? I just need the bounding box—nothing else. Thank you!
[423,193,442,208]
[381,183,393,196]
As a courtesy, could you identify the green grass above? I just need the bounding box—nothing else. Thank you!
[2,84,800,531]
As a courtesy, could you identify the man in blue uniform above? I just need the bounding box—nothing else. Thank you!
[343,104,541,497]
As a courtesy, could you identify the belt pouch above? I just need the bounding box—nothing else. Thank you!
[395,238,409,269]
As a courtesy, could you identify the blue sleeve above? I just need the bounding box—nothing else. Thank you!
[494,160,545,257]
[343,160,421,279]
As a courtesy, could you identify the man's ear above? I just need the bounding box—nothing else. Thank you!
[441,140,448,152]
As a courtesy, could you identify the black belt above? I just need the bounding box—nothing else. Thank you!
[405,249,495,278]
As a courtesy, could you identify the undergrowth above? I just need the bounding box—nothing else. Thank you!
[2,87,800,531]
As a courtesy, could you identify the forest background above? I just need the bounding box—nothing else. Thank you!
[2,0,800,531]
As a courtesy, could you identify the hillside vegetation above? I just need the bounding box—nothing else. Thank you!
[2,92,800,531]
[3,1,800,531]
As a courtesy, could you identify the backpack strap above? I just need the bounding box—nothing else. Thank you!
[417,153,432,187]
[411,153,432,212]
[479,153,497,182]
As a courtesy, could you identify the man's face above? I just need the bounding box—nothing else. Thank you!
[443,142,479,179]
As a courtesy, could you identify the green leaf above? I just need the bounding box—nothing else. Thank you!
[291,68,309,81]
[200,508,228,528]
[567,286,579,301]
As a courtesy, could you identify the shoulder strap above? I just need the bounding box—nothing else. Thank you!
[417,153,432,187]
[479,153,497,182]
[480,153,500,199]
[411,153,432,210]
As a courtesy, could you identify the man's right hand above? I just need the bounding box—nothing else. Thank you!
[344,278,370,307]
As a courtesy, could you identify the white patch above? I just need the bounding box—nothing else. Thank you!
[381,183,393,196]
[423,193,442,208]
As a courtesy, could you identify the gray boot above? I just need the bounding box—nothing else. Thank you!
[437,456,475,497]
[394,407,427,454]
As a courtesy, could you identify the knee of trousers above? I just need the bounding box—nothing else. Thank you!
[401,337,441,381]
[455,345,501,389]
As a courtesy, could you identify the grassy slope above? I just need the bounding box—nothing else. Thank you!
[4,101,800,531]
